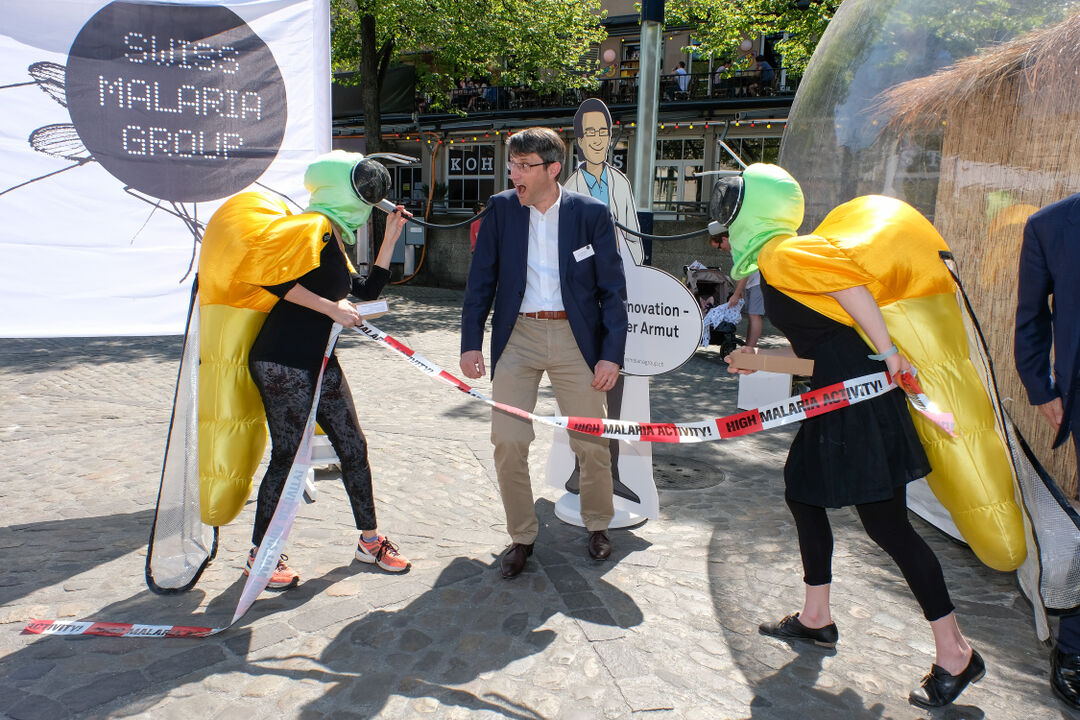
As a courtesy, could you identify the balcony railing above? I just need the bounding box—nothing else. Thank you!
[438,68,800,114]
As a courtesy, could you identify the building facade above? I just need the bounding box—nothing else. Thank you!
[331,2,796,285]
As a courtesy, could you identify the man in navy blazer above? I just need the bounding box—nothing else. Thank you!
[460,127,627,578]
[1015,191,1080,710]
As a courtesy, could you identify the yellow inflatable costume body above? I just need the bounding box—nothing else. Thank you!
[194,150,384,526]
[726,164,1024,571]
[196,192,332,526]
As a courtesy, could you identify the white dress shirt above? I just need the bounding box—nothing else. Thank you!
[519,185,565,312]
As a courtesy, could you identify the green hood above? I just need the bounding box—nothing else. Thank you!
[304,150,373,244]
[728,163,805,280]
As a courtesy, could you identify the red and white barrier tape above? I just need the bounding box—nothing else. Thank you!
[23,620,218,638]
[352,321,955,441]
[24,322,954,639]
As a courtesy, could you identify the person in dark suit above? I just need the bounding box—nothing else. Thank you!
[460,126,628,579]
[1015,191,1080,711]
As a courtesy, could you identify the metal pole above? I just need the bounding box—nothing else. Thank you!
[633,0,663,265]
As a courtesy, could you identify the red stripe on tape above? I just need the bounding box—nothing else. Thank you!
[803,386,851,419]
[638,423,679,443]
[23,620,54,634]
[165,625,217,638]
[383,336,414,357]
[438,370,471,392]
[716,410,762,438]
[566,417,604,436]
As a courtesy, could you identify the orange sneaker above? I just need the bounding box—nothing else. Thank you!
[355,535,411,573]
[245,547,299,590]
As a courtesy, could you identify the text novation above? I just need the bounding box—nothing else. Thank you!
[625,300,683,317]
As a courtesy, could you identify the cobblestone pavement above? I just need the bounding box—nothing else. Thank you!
[1,285,1076,720]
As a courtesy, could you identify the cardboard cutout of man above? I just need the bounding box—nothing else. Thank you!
[551,98,654,520]
[564,99,643,264]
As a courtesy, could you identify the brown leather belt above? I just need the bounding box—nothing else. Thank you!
[519,310,567,320]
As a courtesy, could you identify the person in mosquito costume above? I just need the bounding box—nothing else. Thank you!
[721,163,1026,708]
[198,150,412,589]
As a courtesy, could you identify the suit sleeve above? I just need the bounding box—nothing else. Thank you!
[1014,216,1056,406]
[588,205,628,365]
[461,199,499,353]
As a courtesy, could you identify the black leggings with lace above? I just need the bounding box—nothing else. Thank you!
[249,359,377,545]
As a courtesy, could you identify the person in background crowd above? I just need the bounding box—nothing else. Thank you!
[469,202,483,252]
[749,55,775,96]
[711,233,764,348]
[674,60,690,94]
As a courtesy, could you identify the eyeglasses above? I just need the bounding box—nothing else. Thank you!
[583,127,610,138]
[506,160,551,173]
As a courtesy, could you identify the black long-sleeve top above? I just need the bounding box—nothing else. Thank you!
[250,235,390,373]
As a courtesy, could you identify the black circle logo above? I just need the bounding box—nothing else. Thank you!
[66,1,287,202]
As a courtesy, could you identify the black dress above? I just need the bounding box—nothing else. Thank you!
[761,280,931,508]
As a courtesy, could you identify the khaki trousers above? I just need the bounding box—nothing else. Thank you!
[492,317,614,544]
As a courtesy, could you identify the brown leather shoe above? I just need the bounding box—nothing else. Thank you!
[500,542,533,579]
[588,530,612,560]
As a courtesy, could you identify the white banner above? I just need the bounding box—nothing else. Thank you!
[0,0,330,337]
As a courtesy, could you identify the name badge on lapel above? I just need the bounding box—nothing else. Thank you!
[573,244,595,262]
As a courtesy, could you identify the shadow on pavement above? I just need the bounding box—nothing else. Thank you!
[0,336,183,375]
[284,499,647,717]
[1,509,155,607]
[3,499,646,718]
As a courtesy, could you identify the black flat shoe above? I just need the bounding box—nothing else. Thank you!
[1051,645,1080,710]
[758,613,838,648]
[909,648,985,709]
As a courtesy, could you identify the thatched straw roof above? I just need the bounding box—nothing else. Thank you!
[879,10,1080,129]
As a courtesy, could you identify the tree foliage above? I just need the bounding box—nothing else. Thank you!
[331,0,607,110]
[665,0,842,72]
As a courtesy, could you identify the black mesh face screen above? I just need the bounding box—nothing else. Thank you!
[709,176,744,228]
[351,158,392,204]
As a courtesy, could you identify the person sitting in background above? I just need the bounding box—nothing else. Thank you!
[453,79,469,109]
[675,61,690,94]
[712,63,729,96]
[749,55,775,96]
